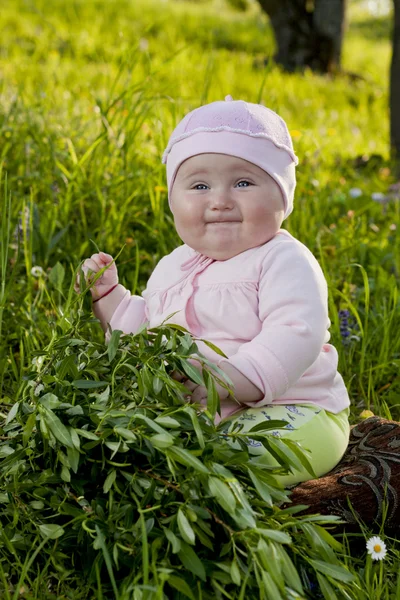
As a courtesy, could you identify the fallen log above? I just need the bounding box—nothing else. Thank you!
[288,417,400,533]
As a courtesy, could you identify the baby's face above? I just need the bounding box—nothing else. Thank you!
[169,153,285,260]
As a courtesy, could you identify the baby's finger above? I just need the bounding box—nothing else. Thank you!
[98,251,114,264]
[89,254,108,270]
[183,380,197,392]
[83,258,101,275]
[74,272,81,293]
[170,370,188,382]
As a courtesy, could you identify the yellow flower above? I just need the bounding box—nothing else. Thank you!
[360,409,374,419]
[327,128,336,136]
[154,185,167,192]
[290,130,302,139]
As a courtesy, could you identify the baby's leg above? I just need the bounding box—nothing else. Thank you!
[220,404,350,487]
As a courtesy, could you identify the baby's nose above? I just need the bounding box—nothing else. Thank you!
[209,192,234,207]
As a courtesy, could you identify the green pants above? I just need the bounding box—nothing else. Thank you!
[221,403,350,487]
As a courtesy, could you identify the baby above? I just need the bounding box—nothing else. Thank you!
[77,95,350,486]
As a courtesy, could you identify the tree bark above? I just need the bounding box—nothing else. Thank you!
[288,417,400,534]
[391,0,400,166]
[256,0,347,73]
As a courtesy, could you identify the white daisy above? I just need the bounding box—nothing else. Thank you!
[30,266,45,278]
[371,192,387,203]
[349,188,362,198]
[366,536,387,560]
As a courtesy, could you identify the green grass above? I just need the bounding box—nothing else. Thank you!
[0,0,399,597]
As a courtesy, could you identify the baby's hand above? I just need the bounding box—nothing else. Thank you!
[171,365,230,403]
[75,251,118,300]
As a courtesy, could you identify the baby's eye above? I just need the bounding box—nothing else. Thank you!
[192,180,252,190]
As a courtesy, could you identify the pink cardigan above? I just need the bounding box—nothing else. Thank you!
[108,229,350,419]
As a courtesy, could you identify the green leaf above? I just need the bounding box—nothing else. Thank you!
[316,573,339,600]
[257,528,292,544]
[208,477,236,513]
[261,570,283,600]
[280,438,317,478]
[180,359,204,386]
[275,545,304,594]
[150,433,175,448]
[167,575,196,600]
[65,405,84,416]
[0,446,14,458]
[43,408,73,448]
[39,393,62,410]
[39,524,65,539]
[154,416,180,428]
[115,427,137,441]
[204,371,220,418]
[5,401,19,425]
[300,523,337,563]
[164,528,181,554]
[177,508,196,545]
[70,427,81,450]
[247,469,272,506]
[264,437,304,472]
[247,419,288,433]
[231,506,256,529]
[22,412,37,446]
[108,329,122,363]
[94,525,119,599]
[103,470,116,493]
[309,559,355,583]
[72,379,108,389]
[178,541,206,581]
[61,465,71,482]
[49,262,65,291]
[192,524,214,550]
[133,414,173,436]
[39,414,49,438]
[306,523,343,553]
[230,560,241,586]
[89,385,110,404]
[76,429,100,440]
[58,355,79,379]
[198,339,228,358]
[184,406,205,449]
[167,446,209,474]
[152,376,164,394]
[67,446,80,473]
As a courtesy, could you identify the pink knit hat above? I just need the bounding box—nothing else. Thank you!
[161,95,298,219]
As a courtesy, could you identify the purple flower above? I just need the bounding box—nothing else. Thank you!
[338,309,352,344]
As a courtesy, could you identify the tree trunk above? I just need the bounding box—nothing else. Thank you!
[257,0,347,73]
[288,417,400,534]
[391,0,400,167]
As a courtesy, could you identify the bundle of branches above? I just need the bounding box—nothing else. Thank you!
[0,313,356,599]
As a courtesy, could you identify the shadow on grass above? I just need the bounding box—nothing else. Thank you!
[349,14,392,41]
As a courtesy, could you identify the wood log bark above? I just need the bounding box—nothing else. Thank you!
[256,0,346,73]
[287,417,400,533]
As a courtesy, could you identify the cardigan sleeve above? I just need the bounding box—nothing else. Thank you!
[105,290,148,343]
[217,241,330,406]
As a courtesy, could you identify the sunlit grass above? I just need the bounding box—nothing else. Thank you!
[0,0,399,596]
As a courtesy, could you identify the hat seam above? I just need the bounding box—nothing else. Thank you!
[161,126,299,165]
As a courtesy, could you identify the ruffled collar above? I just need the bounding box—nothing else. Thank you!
[180,246,215,272]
